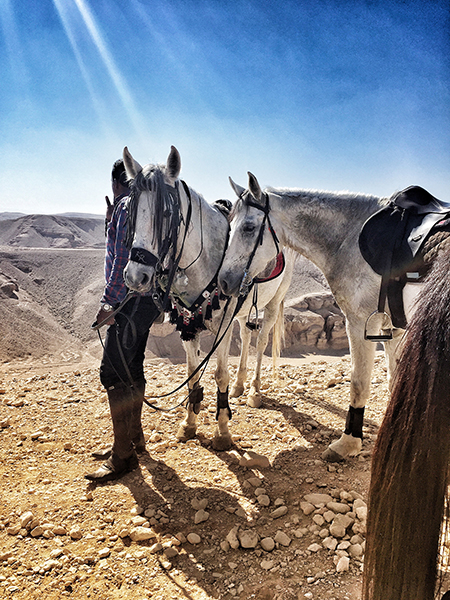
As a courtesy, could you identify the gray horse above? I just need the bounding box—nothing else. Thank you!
[218,172,424,461]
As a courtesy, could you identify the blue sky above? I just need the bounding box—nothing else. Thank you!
[1,0,449,214]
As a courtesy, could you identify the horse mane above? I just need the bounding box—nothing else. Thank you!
[125,166,181,262]
[363,244,450,600]
[229,187,384,222]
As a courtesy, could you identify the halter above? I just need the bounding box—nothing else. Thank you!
[238,191,284,296]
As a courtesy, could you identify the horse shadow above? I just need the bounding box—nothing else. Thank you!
[86,450,247,599]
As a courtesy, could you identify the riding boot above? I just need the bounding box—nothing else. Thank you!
[91,382,147,459]
[129,380,147,454]
[85,386,138,481]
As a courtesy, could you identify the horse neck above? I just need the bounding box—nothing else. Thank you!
[268,189,381,276]
[173,185,228,302]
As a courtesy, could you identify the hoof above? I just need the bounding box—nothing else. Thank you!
[212,433,232,451]
[247,394,262,408]
[176,424,197,442]
[230,384,244,398]
[322,447,345,462]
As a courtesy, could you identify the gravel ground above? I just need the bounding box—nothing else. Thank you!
[0,352,392,600]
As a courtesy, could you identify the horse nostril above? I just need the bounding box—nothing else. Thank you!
[141,273,149,287]
[219,279,229,295]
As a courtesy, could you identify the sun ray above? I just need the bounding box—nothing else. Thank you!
[72,0,143,134]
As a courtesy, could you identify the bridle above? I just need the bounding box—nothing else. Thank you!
[238,190,285,297]
[127,177,193,314]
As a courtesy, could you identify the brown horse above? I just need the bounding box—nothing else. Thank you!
[362,244,450,600]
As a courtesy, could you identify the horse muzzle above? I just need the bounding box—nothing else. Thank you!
[123,261,155,293]
[218,269,244,298]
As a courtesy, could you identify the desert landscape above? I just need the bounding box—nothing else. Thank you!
[0,212,391,600]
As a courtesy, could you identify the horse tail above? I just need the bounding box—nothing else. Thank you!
[271,298,285,381]
[362,246,450,600]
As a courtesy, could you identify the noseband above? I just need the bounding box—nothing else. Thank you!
[239,192,284,296]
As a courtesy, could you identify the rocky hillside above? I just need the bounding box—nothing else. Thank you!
[0,214,104,249]
[0,214,349,368]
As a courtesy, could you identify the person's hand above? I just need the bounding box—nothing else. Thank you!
[95,306,115,327]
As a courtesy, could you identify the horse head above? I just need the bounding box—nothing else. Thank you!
[219,172,280,297]
[123,146,182,294]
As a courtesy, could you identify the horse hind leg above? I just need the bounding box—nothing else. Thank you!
[212,329,233,451]
[230,318,251,398]
[248,298,284,408]
[323,330,375,462]
[176,338,201,442]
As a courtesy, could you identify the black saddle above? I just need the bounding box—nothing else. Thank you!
[359,186,450,331]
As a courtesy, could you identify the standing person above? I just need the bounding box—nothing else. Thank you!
[85,159,160,482]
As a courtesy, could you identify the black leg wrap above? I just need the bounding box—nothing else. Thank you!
[216,387,232,421]
[344,405,365,439]
[188,385,203,415]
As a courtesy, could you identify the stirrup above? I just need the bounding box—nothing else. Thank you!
[364,310,393,341]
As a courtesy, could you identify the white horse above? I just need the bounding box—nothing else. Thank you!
[218,172,428,461]
[122,148,294,451]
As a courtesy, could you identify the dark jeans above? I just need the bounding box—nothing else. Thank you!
[99,295,160,390]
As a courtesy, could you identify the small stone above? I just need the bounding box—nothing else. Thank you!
[187,533,201,544]
[326,501,350,514]
[336,556,350,572]
[261,559,274,570]
[238,529,259,549]
[303,493,333,506]
[131,516,148,526]
[270,506,288,519]
[300,502,315,515]
[312,514,325,526]
[322,536,338,551]
[164,547,179,558]
[247,477,262,486]
[257,495,270,507]
[52,526,67,536]
[260,537,275,552]
[30,526,44,537]
[130,506,144,516]
[226,527,240,549]
[19,511,34,529]
[149,542,163,553]
[308,543,322,553]
[191,498,209,511]
[69,527,83,540]
[129,527,156,542]
[98,548,110,558]
[349,543,363,557]
[239,451,270,468]
[274,530,291,547]
[194,509,209,524]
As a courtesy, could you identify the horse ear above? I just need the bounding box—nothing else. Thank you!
[229,177,245,198]
[123,147,142,178]
[167,146,181,181]
[248,172,263,202]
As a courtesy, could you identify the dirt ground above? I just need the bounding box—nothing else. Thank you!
[0,351,392,600]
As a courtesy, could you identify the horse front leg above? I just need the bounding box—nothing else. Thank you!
[212,328,233,451]
[248,299,282,408]
[323,325,376,462]
[177,338,202,442]
[230,318,251,399]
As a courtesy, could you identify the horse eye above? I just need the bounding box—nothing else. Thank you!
[242,222,256,234]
